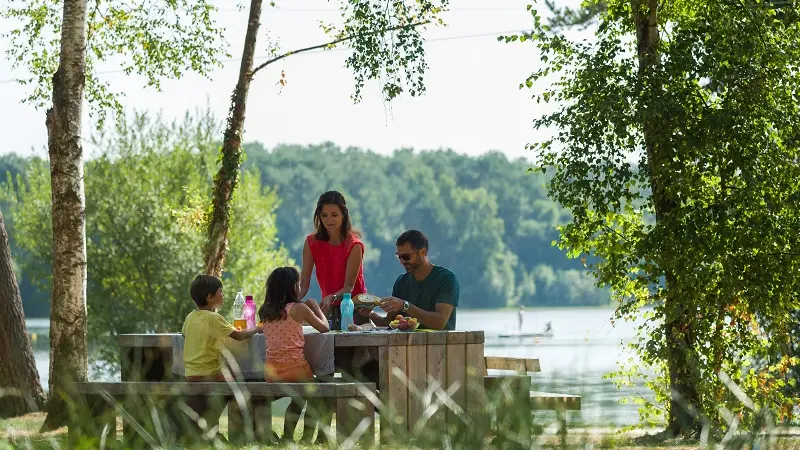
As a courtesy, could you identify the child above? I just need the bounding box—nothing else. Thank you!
[258,267,329,443]
[183,274,263,381]
[182,275,263,438]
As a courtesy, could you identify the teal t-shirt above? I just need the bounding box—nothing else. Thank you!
[391,266,460,330]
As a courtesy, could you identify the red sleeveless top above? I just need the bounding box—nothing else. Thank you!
[307,233,367,305]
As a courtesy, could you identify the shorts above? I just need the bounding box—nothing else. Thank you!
[265,360,314,382]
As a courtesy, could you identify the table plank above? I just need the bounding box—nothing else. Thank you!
[445,342,466,431]
[118,334,178,348]
[465,344,486,418]
[426,343,447,427]
[386,345,409,439]
[406,344,427,433]
[446,331,467,345]
[330,333,390,347]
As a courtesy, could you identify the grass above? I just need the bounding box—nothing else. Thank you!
[4,411,800,449]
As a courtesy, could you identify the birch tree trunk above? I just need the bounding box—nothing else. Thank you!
[0,209,47,418]
[633,0,700,436]
[203,0,263,277]
[40,0,89,431]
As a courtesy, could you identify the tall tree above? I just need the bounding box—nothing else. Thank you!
[514,0,800,438]
[39,0,90,431]
[4,0,229,429]
[203,0,448,277]
[0,209,46,418]
[204,0,263,276]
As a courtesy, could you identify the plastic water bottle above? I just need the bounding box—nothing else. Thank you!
[244,295,257,328]
[340,293,354,331]
[233,289,246,330]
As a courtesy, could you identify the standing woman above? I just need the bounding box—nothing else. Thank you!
[300,191,367,327]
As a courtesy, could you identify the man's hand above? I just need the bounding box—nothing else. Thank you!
[380,297,405,314]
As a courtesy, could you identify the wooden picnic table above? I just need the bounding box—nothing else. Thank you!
[118,329,485,441]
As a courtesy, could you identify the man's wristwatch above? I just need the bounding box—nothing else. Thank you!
[332,294,338,303]
[402,300,410,312]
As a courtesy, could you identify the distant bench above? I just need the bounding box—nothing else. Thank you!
[67,381,376,447]
[483,356,581,445]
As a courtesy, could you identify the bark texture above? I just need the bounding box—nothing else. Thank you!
[40,0,89,432]
[0,209,47,418]
[204,0,263,277]
[633,0,700,436]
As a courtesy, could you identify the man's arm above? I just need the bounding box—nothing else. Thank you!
[405,302,453,330]
[379,298,453,330]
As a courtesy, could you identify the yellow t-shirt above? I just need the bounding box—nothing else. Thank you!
[182,309,235,377]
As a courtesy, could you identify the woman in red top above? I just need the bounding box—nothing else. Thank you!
[300,191,367,315]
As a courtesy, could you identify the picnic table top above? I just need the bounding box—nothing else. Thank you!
[117,329,484,348]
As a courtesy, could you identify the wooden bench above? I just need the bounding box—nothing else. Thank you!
[484,356,581,410]
[483,357,581,446]
[67,381,376,448]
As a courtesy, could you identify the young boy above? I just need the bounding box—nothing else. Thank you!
[183,274,263,382]
[182,275,262,441]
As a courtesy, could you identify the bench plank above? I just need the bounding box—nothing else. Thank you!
[69,381,377,447]
[72,381,370,398]
[530,391,582,411]
[484,356,541,374]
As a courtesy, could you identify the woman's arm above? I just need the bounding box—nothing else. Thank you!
[299,239,314,300]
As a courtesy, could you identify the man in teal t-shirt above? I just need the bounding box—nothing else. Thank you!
[377,229,460,330]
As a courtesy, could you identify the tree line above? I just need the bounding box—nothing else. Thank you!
[1,113,610,323]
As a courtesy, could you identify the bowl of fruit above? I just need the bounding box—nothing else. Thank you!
[389,315,419,331]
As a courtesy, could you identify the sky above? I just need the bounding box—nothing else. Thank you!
[0,0,576,160]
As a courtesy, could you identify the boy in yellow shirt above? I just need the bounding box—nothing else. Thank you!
[183,274,263,381]
[182,275,262,439]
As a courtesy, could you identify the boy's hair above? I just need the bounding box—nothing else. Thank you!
[258,267,301,323]
[190,275,223,308]
[396,229,429,251]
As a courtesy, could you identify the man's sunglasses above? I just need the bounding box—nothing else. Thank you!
[395,250,419,262]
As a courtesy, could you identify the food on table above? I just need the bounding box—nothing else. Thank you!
[389,315,419,331]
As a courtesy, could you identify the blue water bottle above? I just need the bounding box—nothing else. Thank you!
[340,293,354,331]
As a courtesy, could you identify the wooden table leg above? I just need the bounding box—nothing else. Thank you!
[378,344,412,445]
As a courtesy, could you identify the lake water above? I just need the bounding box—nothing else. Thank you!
[25,308,653,427]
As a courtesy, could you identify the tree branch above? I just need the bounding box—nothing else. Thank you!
[251,20,429,77]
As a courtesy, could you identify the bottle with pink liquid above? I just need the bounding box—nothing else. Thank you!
[244,295,257,328]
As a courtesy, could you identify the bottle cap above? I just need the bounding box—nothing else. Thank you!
[246,295,253,302]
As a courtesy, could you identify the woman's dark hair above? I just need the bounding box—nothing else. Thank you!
[258,267,301,322]
[190,275,222,308]
[313,190,360,241]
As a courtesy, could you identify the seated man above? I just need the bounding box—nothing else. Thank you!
[348,230,459,384]
[374,229,460,330]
